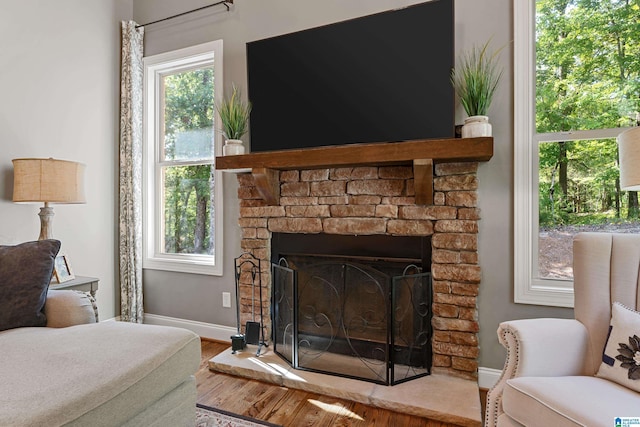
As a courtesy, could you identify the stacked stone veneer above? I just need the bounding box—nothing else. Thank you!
[235,162,481,380]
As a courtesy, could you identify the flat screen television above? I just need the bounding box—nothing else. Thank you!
[246,0,454,153]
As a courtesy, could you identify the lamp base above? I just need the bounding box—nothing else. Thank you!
[38,204,54,240]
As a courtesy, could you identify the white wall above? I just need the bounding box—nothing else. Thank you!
[133,0,574,369]
[0,0,133,320]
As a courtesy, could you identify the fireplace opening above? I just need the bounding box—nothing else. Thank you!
[271,233,432,386]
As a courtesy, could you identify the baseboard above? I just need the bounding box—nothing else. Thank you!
[478,367,502,389]
[143,313,235,342]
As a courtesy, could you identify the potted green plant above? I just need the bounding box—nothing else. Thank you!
[216,84,252,155]
[450,40,503,138]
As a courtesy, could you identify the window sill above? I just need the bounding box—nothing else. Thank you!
[514,276,575,308]
[143,256,222,276]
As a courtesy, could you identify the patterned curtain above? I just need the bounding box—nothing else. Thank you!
[119,21,144,323]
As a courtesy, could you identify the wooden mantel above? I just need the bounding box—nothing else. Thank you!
[216,137,493,205]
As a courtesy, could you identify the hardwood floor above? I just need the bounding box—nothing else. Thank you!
[196,340,472,426]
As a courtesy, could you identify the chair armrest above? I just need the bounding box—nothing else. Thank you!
[485,318,588,427]
[45,290,99,327]
[498,318,589,377]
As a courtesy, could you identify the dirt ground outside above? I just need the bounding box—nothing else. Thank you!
[538,223,640,280]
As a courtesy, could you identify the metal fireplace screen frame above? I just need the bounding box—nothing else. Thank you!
[272,260,432,386]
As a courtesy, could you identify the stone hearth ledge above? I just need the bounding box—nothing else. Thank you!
[209,345,481,427]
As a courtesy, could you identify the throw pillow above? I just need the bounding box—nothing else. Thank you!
[597,302,640,392]
[0,239,61,331]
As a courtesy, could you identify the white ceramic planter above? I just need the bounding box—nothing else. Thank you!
[461,115,492,138]
[223,139,245,156]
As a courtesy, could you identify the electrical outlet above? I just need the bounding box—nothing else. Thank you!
[222,292,231,308]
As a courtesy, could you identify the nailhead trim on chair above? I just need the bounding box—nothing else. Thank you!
[485,327,521,427]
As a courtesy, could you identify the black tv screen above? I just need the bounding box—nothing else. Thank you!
[246,0,454,152]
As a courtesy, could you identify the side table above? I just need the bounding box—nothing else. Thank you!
[50,276,99,298]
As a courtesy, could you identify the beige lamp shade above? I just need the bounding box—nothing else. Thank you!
[618,127,640,192]
[12,158,86,204]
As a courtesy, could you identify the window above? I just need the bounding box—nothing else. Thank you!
[143,41,224,275]
[514,1,639,307]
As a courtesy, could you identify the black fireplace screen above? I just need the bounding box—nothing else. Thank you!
[272,257,432,386]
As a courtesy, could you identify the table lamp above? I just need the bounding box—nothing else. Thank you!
[618,127,640,191]
[12,158,86,240]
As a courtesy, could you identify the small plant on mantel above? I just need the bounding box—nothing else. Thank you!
[216,83,252,155]
[450,40,503,138]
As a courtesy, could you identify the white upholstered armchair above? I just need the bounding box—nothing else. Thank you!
[486,232,640,426]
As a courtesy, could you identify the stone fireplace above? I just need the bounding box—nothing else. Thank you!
[233,161,482,380]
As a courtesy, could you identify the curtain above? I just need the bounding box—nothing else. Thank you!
[119,21,144,323]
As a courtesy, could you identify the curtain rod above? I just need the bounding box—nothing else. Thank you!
[136,0,233,28]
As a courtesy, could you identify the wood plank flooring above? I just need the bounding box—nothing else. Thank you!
[197,340,473,427]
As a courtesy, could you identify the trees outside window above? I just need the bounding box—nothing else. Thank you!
[162,69,215,255]
[515,0,640,306]
[144,41,224,276]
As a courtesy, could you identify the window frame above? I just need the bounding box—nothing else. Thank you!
[513,1,629,307]
[143,40,224,276]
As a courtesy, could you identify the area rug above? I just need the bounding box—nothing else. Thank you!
[196,403,281,427]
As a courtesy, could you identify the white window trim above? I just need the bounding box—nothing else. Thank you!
[143,40,224,276]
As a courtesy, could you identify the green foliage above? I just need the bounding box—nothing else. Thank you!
[536,0,640,228]
[162,67,216,255]
[216,84,251,140]
[163,165,214,255]
[450,40,503,117]
[164,69,215,160]
[535,0,640,133]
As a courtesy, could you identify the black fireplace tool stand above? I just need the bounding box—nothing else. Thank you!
[233,252,267,356]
